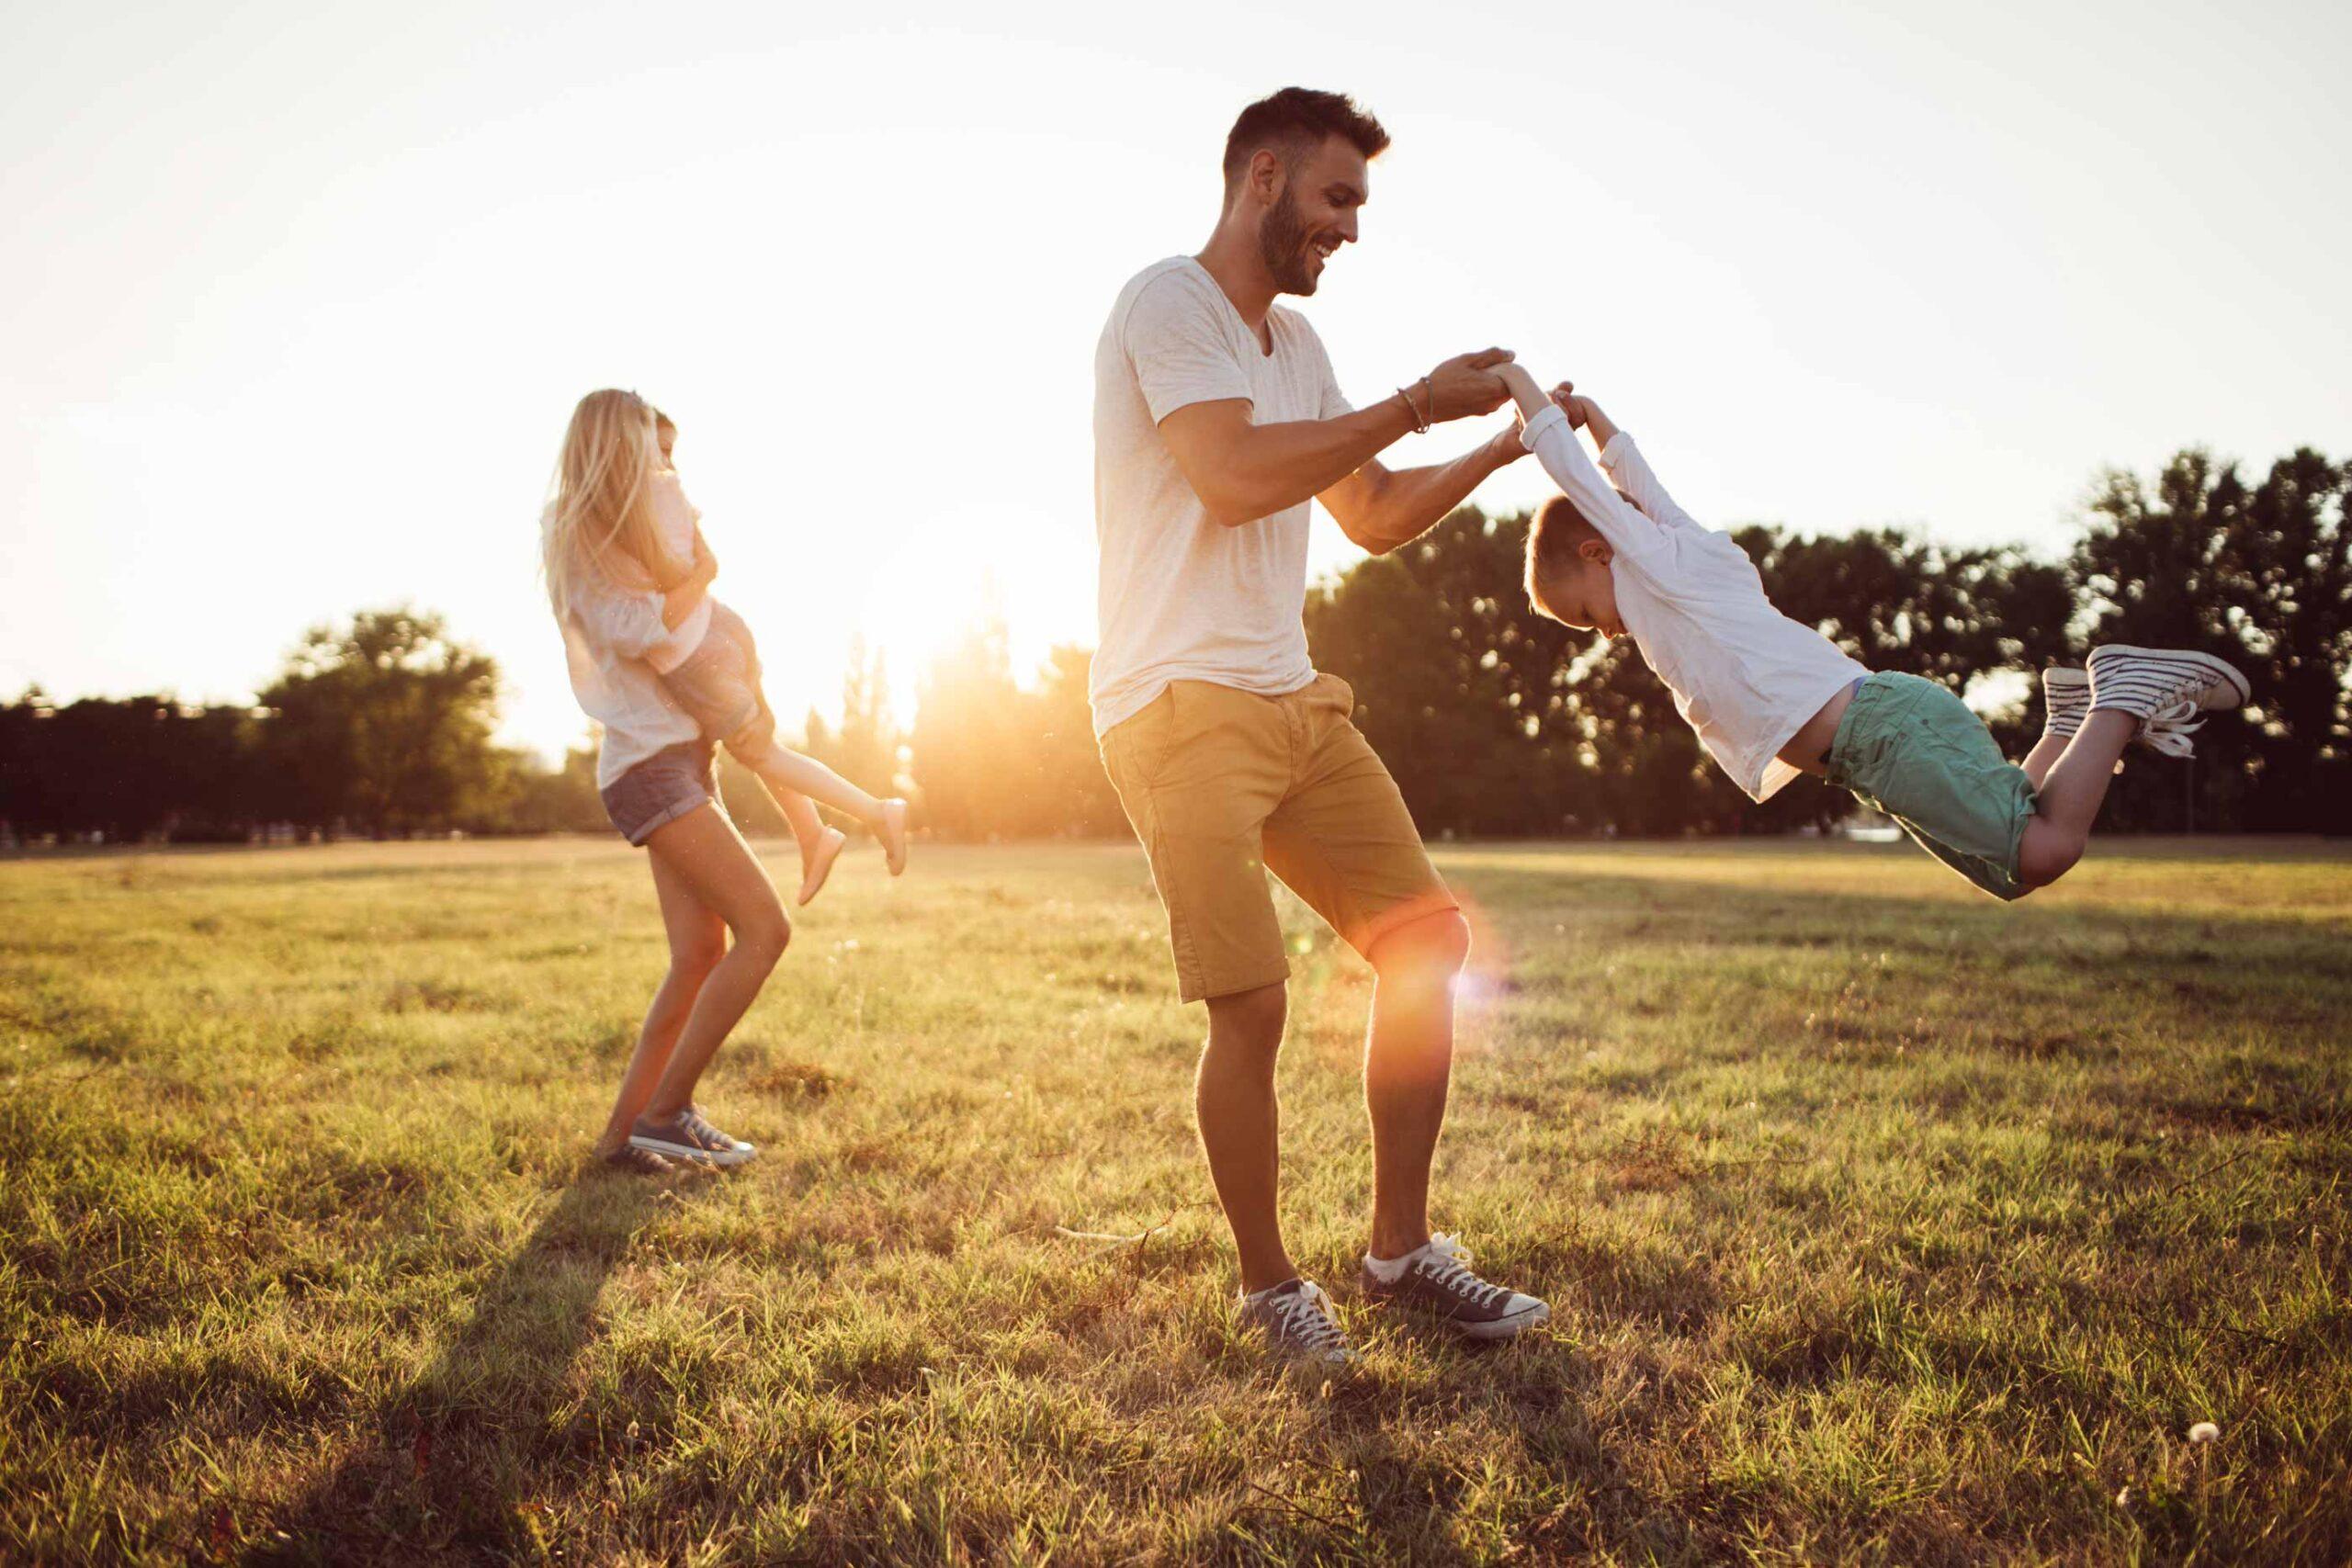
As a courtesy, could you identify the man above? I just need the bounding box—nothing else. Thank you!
[1091,86,1548,1362]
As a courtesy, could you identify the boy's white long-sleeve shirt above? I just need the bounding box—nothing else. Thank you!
[1519,402,1866,800]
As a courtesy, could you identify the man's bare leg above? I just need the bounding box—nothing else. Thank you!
[1198,981,1295,1295]
[1363,910,1472,1262]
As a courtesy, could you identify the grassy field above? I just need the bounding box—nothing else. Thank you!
[2,836,2347,1564]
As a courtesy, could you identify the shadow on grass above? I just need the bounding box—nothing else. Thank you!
[256,1168,704,1565]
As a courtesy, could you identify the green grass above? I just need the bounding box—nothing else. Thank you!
[2,836,2347,1564]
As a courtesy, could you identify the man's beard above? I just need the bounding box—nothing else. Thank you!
[1258,189,1320,296]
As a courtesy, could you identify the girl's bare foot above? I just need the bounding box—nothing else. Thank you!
[877,798,910,876]
[797,826,847,906]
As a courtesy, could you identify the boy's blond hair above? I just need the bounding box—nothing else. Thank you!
[1522,492,1602,620]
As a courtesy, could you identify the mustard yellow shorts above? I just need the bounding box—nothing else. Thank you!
[1100,674,1458,1003]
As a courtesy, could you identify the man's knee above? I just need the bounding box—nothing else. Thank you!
[1371,908,1472,980]
[1205,980,1287,1055]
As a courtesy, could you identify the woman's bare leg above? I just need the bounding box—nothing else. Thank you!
[593,840,729,1158]
[636,803,792,1122]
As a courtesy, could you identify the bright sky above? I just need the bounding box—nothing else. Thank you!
[6,0,2347,761]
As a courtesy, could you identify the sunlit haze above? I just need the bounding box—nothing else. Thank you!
[6,0,2346,761]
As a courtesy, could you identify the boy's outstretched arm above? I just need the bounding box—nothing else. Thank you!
[1498,364,1668,559]
[1555,385,1705,534]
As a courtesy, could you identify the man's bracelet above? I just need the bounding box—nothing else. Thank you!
[1394,378,1432,434]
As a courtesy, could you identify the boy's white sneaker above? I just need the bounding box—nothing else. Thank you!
[2041,666,2092,741]
[2086,646,2247,761]
[2047,665,2204,764]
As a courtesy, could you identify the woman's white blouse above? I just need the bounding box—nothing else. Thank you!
[544,516,702,792]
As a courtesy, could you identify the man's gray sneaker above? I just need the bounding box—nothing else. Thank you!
[628,1106,756,1167]
[1361,1234,1549,1341]
[1237,1277,1353,1364]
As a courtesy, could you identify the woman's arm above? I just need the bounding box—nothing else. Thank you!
[661,543,717,630]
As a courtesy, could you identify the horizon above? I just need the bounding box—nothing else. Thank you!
[5,0,2348,762]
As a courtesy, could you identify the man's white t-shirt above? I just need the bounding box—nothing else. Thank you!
[1090,255,1351,736]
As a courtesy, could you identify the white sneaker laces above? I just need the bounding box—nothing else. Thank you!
[2140,697,2205,759]
[1270,1280,1349,1355]
[1414,1234,1509,1311]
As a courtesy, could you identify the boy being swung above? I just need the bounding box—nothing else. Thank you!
[1499,363,2247,896]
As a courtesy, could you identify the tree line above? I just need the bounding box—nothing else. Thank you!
[3,446,2343,846]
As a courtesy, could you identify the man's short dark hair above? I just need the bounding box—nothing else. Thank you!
[1222,87,1389,193]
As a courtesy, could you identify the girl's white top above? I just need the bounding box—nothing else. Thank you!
[1520,403,1867,800]
[543,511,703,793]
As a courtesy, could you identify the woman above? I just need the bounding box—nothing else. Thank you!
[541,388,793,1173]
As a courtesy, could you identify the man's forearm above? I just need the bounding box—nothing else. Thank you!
[1342,437,1518,555]
[1196,397,1419,526]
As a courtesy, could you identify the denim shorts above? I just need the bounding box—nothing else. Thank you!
[1824,671,2035,900]
[600,740,725,847]
[661,604,771,748]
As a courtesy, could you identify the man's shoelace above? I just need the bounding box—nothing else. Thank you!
[1411,1235,1510,1312]
[1272,1282,1350,1353]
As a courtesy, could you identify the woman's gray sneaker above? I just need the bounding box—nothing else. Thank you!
[1237,1277,1354,1364]
[628,1107,756,1167]
[599,1144,677,1176]
[1361,1234,1549,1341]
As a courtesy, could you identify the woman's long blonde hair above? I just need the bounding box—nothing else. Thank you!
[541,389,684,623]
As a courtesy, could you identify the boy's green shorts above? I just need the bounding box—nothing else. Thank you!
[1824,671,2037,900]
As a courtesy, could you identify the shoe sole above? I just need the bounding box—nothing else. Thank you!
[1363,1287,1552,1341]
[1458,1302,1551,1340]
[2089,646,2250,711]
[797,831,845,907]
[628,1132,756,1167]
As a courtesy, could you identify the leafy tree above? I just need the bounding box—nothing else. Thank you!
[255,607,502,836]
[2075,448,2349,829]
